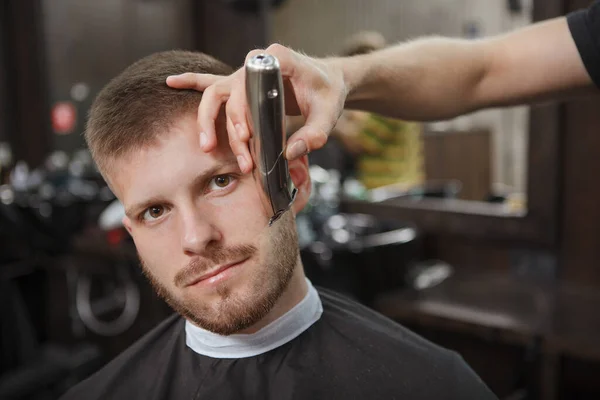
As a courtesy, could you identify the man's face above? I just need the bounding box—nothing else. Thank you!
[109,113,310,335]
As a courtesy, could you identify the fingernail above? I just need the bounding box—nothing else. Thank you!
[287,140,307,160]
[200,132,207,149]
[237,155,248,172]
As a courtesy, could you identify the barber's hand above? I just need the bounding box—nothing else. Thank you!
[166,44,347,173]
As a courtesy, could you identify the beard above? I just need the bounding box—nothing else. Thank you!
[140,211,299,335]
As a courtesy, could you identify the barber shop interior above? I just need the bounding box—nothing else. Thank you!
[3,0,600,399]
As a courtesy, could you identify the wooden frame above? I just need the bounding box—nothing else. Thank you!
[2,0,51,168]
[0,4,7,144]
[343,0,564,246]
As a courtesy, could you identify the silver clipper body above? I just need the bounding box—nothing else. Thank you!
[245,54,297,226]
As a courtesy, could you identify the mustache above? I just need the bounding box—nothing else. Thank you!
[174,244,257,288]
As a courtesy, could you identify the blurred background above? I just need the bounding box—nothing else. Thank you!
[0,0,599,399]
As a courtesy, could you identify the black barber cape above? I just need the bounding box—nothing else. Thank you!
[60,283,496,400]
[568,0,600,88]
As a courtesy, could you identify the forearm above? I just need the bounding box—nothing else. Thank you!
[337,37,489,121]
[334,18,594,121]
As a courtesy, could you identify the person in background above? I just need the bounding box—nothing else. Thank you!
[334,31,425,190]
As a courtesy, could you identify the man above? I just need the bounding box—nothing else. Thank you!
[166,2,599,173]
[59,51,496,399]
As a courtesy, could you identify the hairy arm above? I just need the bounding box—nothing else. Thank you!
[339,17,595,121]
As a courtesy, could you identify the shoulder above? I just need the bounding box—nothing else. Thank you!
[567,0,600,87]
[317,287,447,353]
[567,0,600,38]
[569,0,600,23]
[315,288,496,398]
[59,314,184,400]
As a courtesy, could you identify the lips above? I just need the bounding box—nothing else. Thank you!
[185,259,246,287]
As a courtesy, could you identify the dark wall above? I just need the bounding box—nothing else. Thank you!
[2,0,271,164]
[559,0,600,285]
[4,0,270,160]
[41,0,195,154]
[1,1,50,166]
[8,0,49,162]
[560,93,600,285]
[0,4,6,143]
[194,0,270,68]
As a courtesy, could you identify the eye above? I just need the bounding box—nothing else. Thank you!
[209,174,235,190]
[141,205,166,221]
[215,175,230,187]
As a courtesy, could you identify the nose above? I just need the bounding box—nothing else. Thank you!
[179,205,222,256]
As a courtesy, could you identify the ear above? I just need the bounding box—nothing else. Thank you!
[122,216,134,235]
[288,155,311,214]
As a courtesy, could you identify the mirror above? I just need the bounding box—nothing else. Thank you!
[272,0,533,212]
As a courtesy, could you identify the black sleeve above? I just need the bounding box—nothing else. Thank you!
[567,0,600,88]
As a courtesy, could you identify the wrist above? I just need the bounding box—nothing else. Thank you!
[325,57,358,104]
[326,55,367,107]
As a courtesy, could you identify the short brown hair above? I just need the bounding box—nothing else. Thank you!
[85,50,233,175]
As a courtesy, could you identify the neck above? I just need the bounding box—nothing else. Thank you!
[238,258,308,334]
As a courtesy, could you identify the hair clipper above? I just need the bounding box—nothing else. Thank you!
[245,54,297,226]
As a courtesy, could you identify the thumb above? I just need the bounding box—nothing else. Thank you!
[285,112,336,160]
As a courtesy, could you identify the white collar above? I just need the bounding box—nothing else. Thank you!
[185,279,323,359]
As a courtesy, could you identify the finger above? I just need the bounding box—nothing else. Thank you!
[264,45,307,117]
[225,73,251,142]
[226,117,253,173]
[264,44,298,78]
[166,73,221,90]
[285,102,337,160]
[197,82,231,151]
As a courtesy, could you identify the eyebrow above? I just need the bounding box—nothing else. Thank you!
[124,159,239,219]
